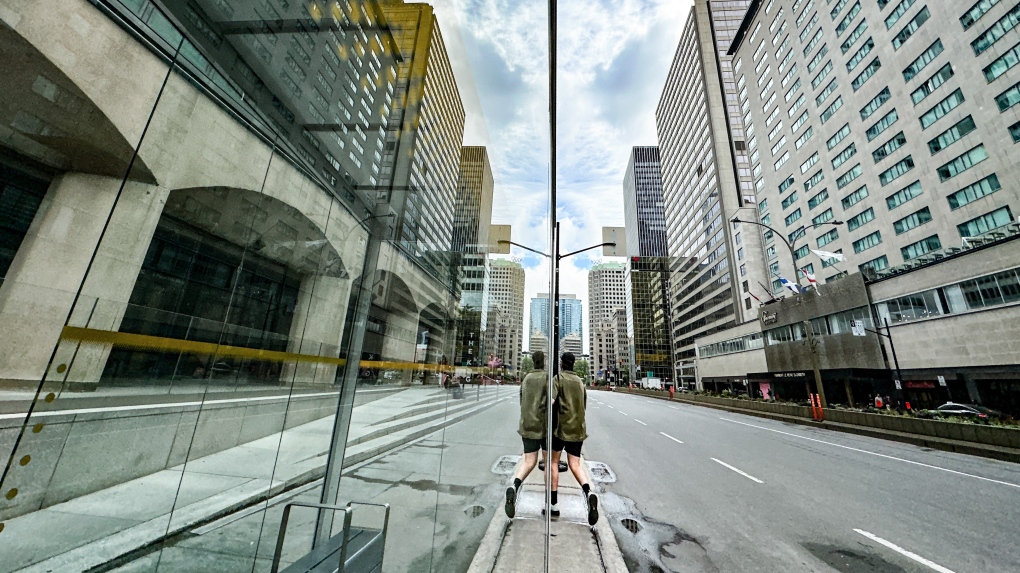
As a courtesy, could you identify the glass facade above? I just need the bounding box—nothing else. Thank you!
[0,1,552,571]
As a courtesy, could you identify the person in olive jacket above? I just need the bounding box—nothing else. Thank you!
[549,352,598,525]
[504,351,548,518]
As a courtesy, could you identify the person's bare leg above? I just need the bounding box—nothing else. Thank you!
[567,453,588,488]
[506,451,538,518]
[550,449,561,492]
[513,451,538,483]
[569,452,599,525]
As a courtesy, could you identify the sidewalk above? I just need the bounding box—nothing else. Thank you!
[1,386,507,573]
[469,456,627,573]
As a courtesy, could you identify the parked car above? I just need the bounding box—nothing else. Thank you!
[931,402,1002,421]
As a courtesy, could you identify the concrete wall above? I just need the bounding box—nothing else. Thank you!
[0,392,345,521]
[884,305,1020,370]
[766,274,871,329]
[765,332,885,372]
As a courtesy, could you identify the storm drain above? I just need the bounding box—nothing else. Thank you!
[491,455,521,475]
[621,518,642,534]
[586,460,617,483]
[465,505,487,518]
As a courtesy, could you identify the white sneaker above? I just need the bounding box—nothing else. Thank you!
[541,503,560,517]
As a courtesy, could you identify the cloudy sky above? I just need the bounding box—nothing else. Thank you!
[434,0,694,353]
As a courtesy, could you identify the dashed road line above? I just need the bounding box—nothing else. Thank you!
[854,530,956,573]
[659,432,684,444]
[711,458,764,483]
[618,410,628,416]
[634,419,647,426]
[720,417,1020,489]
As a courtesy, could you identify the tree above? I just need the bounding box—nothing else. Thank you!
[573,359,589,380]
[520,355,534,372]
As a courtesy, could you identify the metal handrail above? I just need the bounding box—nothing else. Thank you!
[270,501,352,573]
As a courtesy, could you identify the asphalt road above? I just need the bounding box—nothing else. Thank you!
[583,390,1020,573]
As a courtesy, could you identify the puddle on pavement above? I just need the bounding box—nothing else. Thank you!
[491,454,520,475]
[803,543,909,573]
[598,492,719,573]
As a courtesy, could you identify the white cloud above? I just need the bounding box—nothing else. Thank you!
[442,0,693,353]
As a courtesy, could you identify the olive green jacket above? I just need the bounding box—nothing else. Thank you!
[518,370,548,439]
[554,372,587,442]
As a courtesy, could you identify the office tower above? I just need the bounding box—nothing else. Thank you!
[379,1,466,263]
[729,0,1020,288]
[529,293,582,346]
[530,295,550,340]
[529,330,548,355]
[487,258,525,371]
[451,146,494,366]
[588,262,627,376]
[558,294,583,343]
[559,332,583,360]
[656,0,770,386]
[622,147,669,257]
[625,256,673,382]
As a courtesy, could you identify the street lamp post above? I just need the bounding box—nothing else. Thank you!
[730,214,843,290]
[730,214,843,409]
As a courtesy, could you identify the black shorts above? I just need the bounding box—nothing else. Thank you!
[552,436,583,457]
[522,437,543,453]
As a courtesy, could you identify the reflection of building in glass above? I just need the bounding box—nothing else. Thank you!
[559,332,582,359]
[378,1,465,261]
[588,262,627,377]
[626,257,673,381]
[451,146,493,366]
[623,147,669,257]
[656,0,768,386]
[487,259,525,371]
[528,329,548,355]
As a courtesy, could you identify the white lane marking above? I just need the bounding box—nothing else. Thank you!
[854,530,956,573]
[660,432,684,444]
[711,458,764,483]
[634,419,647,426]
[618,410,628,416]
[721,417,1020,489]
[0,391,342,420]
[607,405,614,409]
[668,406,680,410]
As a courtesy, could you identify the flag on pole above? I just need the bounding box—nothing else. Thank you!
[748,291,763,305]
[779,276,801,294]
[811,249,845,262]
[800,267,821,296]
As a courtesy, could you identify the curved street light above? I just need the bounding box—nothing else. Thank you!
[731,215,843,289]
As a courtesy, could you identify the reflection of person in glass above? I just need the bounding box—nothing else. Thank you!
[550,352,599,525]
[504,351,548,518]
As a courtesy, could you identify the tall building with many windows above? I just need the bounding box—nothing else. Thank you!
[622,147,669,257]
[379,2,465,264]
[625,256,673,382]
[729,0,1020,291]
[588,262,627,376]
[529,293,582,351]
[487,258,525,371]
[451,146,493,366]
[656,0,770,386]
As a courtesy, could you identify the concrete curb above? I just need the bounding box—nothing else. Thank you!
[581,458,628,573]
[626,391,1020,464]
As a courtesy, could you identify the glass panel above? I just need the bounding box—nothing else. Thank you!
[0,1,552,571]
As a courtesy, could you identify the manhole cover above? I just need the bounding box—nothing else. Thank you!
[465,505,486,518]
[491,455,520,475]
[586,461,617,483]
[621,518,642,533]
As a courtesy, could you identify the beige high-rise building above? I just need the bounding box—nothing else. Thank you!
[488,258,525,371]
[379,2,465,262]
[559,332,583,361]
[529,330,549,356]
[588,261,627,377]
